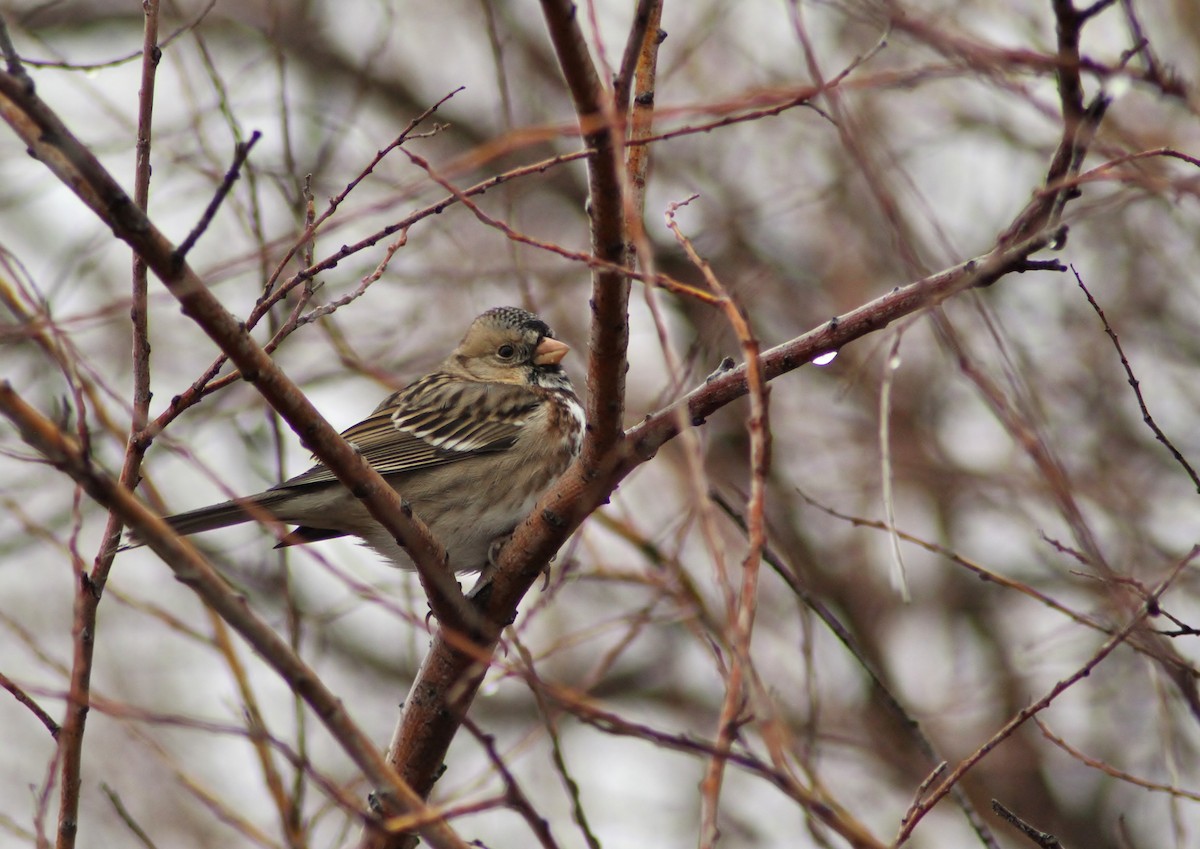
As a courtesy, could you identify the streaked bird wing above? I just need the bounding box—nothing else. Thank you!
[276,378,538,490]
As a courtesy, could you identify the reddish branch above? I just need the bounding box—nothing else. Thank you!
[665,198,773,849]
[54,6,160,847]
[0,669,60,738]
[538,0,631,465]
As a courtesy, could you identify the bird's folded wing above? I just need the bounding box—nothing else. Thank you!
[275,382,538,490]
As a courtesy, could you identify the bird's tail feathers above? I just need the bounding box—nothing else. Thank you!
[162,499,265,536]
[122,491,290,549]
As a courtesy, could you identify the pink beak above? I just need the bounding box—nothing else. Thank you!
[533,337,569,366]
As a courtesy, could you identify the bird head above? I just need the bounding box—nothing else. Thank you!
[447,307,571,385]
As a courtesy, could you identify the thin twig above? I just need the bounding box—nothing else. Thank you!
[613,0,659,115]
[991,800,1065,849]
[129,0,158,434]
[0,14,32,87]
[54,4,162,845]
[14,1,215,71]
[207,610,304,848]
[802,491,1151,643]
[101,783,161,849]
[460,711,565,849]
[403,148,719,304]
[176,131,262,262]
[509,635,601,849]
[0,670,60,738]
[878,333,911,600]
[1074,268,1200,492]
[665,197,772,849]
[999,0,1113,245]
[1035,716,1200,803]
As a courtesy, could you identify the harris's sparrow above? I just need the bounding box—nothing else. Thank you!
[150,307,585,572]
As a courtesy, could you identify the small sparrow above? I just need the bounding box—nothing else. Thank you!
[149,307,585,572]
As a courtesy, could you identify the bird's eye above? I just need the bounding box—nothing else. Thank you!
[497,344,516,359]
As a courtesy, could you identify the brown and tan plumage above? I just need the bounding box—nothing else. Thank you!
[147,307,584,572]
